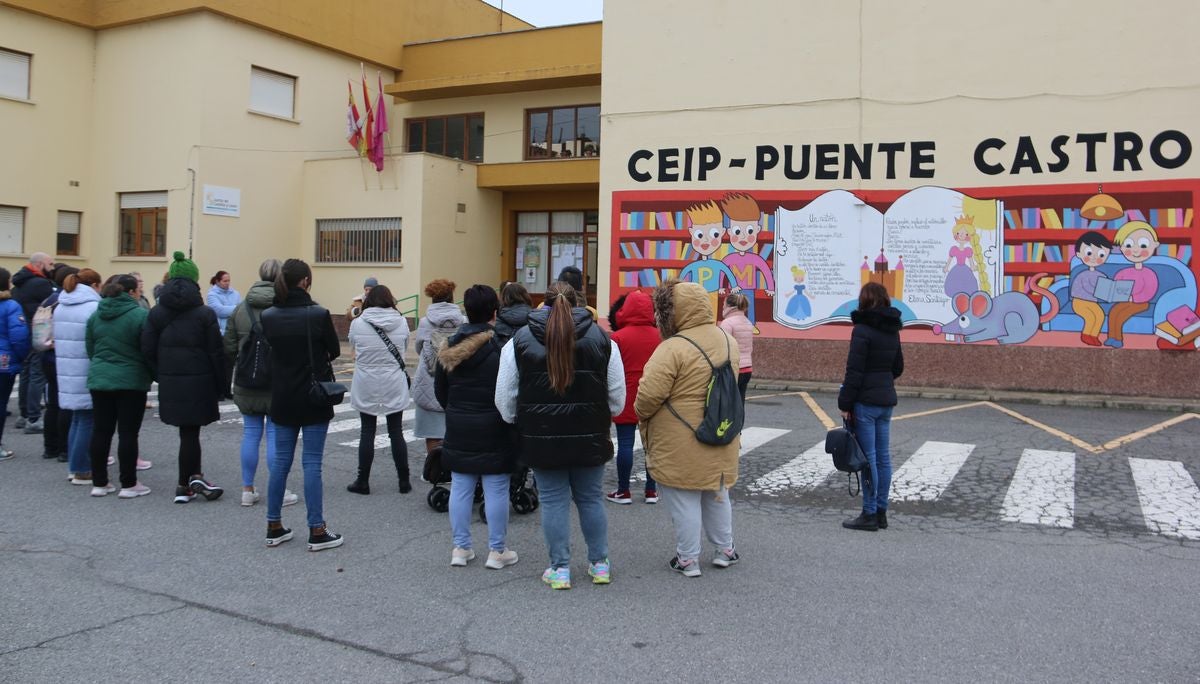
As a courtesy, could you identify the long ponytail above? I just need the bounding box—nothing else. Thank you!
[274,258,311,305]
[544,282,577,395]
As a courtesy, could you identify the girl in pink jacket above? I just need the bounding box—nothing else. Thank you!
[718,293,754,400]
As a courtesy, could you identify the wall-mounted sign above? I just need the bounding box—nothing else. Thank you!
[202,185,241,217]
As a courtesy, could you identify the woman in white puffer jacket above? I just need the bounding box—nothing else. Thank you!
[53,268,103,484]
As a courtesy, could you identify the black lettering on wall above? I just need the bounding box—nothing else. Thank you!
[1075,133,1107,173]
[1010,136,1043,174]
[974,138,1005,175]
[657,148,679,182]
[1149,130,1191,169]
[815,144,839,180]
[910,141,935,178]
[627,149,652,182]
[843,143,871,179]
[878,142,905,180]
[1112,132,1144,172]
[755,145,779,181]
[698,146,721,181]
[1046,135,1070,173]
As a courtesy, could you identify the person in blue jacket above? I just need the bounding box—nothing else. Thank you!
[0,267,31,459]
[206,270,241,399]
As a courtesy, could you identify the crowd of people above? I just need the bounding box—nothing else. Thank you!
[1,249,904,585]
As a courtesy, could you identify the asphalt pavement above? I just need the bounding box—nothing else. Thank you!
[1,386,1198,682]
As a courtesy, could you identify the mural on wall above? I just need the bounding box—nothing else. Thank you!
[610,180,1200,350]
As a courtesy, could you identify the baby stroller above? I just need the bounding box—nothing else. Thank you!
[423,446,539,521]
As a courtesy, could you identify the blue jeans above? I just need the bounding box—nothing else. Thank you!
[240,413,276,488]
[68,409,94,475]
[854,403,894,515]
[533,466,608,568]
[21,351,45,421]
[269,422,329,529]
[614,423,656,493]
[449,472,510,551]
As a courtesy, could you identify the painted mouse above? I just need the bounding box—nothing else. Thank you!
[931,274,1060,344]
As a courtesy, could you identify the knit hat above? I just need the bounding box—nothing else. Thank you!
[168,251,200,283]
[364,277,379,288]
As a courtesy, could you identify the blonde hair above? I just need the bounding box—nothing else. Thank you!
[954,214,991,292]
[720,192,761,222]
[685,200,723,226]
[1114,220,1158,246]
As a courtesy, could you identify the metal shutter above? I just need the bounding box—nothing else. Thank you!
[250,67,295,118]
[119,191,167,209]
[0,48,31,100]
[0,205,25,253]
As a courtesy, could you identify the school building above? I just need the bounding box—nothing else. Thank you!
[3,1,1199,397]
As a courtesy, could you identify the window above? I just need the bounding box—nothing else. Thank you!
[514,210,599,299]
[316,217,402,264]
[525,104,600,159]
[119,192,167,257]
[0,205,25,254]
[56,211,81,256]
[405,113,484,161]
[249,66,296,119]
[0,48,31,100]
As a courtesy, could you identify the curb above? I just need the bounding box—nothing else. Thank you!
[747,380,1200,413]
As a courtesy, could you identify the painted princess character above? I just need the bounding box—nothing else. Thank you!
[784,266,811,320]
[943,214,980,297]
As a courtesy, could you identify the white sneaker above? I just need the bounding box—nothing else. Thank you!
[118,483,151,498]
[90,484,116,497]
[450,547,475,566]
[283,490,299,507]
[0,446,13,461]
[69,475,92,485]
[106,455,114,466]
[485,549,519,569]
[241,489,261,507]
[135,458,152,471]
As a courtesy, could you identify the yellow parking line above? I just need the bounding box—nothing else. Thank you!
[982,401,1103,454]
[892,401,991,422]
[799,391,836,430]
[746,390,808,401]
[1102,413,1200,451]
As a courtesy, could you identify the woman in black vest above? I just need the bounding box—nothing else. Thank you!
[495,282,625,590]
[260,259,343,551]
[838,282,904,532]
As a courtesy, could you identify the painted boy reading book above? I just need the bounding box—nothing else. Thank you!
[1069,230,1112,347]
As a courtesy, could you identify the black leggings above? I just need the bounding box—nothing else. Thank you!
[178,425,202,487]
[357,412,408,481]
[90,390,147,489]
[737,370,752,401]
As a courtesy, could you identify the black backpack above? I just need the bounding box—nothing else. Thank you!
[825,418,869,495]
[665,331,744,446]
[234,307,271,390]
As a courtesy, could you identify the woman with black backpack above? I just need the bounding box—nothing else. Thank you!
[223,258,298,508]
[346,284,412,495]
[260,259,343,551]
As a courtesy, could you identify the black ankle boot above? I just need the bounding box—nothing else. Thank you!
[347,479,370,495]
[877,510,888,529]
[398,477,412,494]
[842,511,878,531]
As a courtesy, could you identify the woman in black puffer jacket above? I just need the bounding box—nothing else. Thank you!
[837,282,904,532]
[141,252,225,504]
[493,282,532,346]
[435,285,519,569]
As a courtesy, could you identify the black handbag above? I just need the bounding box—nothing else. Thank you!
[306,306,347,407]
[369,322,411,389]
[825,417,869,495]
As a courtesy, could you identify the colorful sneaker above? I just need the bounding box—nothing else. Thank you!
[173,486,196,504]
[670,555,702,577]
[485,549,518,569]
[118,483,151,498]
[307,528,344,552]
[450,547,476,567]
[605,489,632,505]
[712,548,740,568]
[189,476,224,501]
[541,566,571,590]
[135,458,152,471]
[241,489,261,507]
[90,483,116,497]
[588,558,612,584]
[265,526,293,547]
[644,489,659,504]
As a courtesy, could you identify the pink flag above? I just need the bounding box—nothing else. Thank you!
[370,73,388,172]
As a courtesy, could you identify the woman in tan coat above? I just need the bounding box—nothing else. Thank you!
[635,280,741,577]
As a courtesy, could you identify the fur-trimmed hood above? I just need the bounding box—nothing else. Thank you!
[653,280,711,338]
[438,325,496,373]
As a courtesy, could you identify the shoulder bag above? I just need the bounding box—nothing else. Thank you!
[369,321,411,388]
[306,305,347,406]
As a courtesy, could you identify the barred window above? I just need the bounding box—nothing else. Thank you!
[316,217,401,263]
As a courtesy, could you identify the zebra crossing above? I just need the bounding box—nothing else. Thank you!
[207,396,1200,542]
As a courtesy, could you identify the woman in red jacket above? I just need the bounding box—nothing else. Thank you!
[606,290,661,504]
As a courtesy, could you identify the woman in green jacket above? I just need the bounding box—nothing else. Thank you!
[86,275,154,498]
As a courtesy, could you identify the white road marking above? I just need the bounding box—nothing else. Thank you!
[338,430,417,450]
[1000,449,1075,528]
[746,441,834,495]
[1129,458,1200,540]
[889,441,974,502]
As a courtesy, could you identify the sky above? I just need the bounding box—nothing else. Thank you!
[481,0,603,27]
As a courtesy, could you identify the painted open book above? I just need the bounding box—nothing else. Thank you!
[772,186,1004,329]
